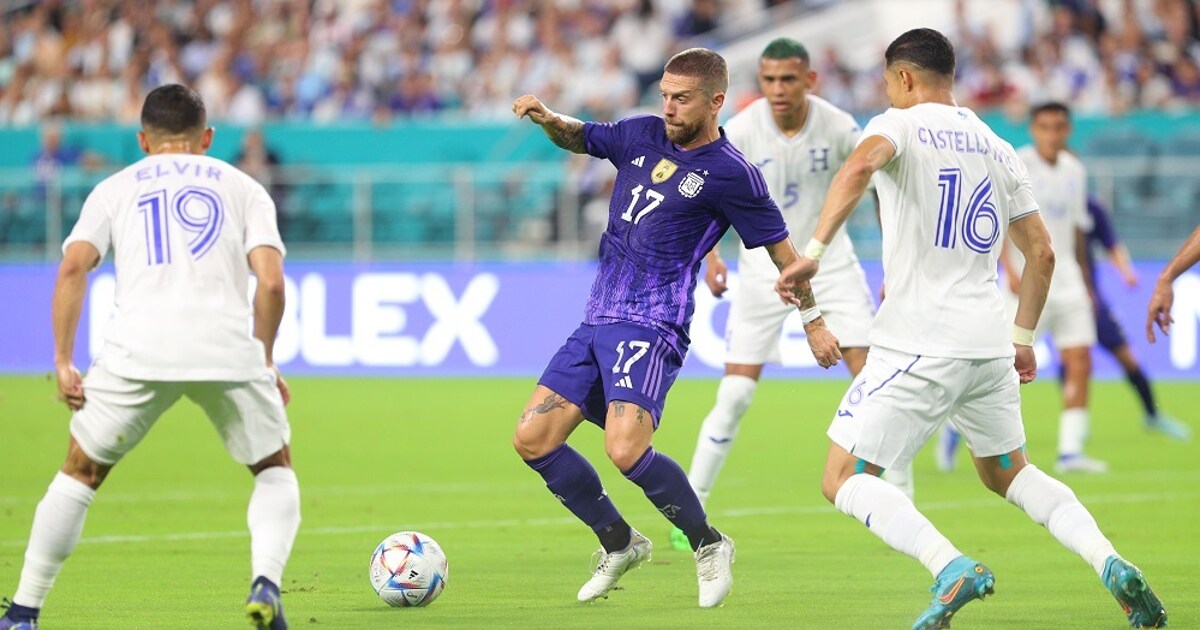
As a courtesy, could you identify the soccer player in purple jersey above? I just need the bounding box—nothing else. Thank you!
[511,48,841,608]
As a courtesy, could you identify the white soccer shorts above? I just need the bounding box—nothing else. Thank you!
[1005,290,1096,350]
[724,263,875,366]
[827,346,1026,470]
[70,361,291,466]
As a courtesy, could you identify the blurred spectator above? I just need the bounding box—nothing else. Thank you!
[3,0,1200,127]
[31,122,82,186]
[234,128,289,236]
[676,0,722,39]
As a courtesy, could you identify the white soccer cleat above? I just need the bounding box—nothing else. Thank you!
[696,533,735,608]
[577,529,652,602]
[1055,454,1109,474]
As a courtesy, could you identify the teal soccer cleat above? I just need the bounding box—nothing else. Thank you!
[1102,556,1167,628]
[1145,413,1191,442]
[911,556,994,630]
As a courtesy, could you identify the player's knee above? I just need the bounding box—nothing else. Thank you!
[821,470,847,504]
[62,447,110,490]
[512,425,554,461]
[605,442,646,473]
[249,447,291,476]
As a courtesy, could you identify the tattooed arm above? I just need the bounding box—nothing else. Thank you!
[512,94,586,154]
[765,238,818,311]
[765,238,842,369]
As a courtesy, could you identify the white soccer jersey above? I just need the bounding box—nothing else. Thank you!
[64,153,285,381]
[1008,146,1091,305]
[861,103,1039,359]
[725,95,864,279]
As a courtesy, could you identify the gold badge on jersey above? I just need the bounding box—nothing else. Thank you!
[651,158,678,184]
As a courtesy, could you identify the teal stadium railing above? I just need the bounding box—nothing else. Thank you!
[1,112,1199,261]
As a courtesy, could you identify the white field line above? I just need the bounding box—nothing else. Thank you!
[2,489,1194,548]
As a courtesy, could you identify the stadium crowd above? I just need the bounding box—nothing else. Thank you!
[2,0,1200,129]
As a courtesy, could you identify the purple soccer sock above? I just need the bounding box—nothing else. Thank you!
[525,444,623,532]
[623,448,717,550]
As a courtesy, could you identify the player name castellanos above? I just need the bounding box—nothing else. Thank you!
[915,123,1021,171]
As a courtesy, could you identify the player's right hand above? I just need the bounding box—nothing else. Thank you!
[270,364,291,406]
[775,256,819,306]
[1146,278,1174,343]
[1014,344,1037,384]
[56,362,85,411]
[512,95,553,125]
[705,255,728,297]
[805,321,842,369]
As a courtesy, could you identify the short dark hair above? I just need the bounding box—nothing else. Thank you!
[761,37,809,65]
[664,47,729,95]
[141,84,206,135]
[1030,101,1071,120]
[885,28,956,78]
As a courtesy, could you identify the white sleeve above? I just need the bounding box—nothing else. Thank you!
[243,181,286,257]
[859,109,907,162]
[62,188,112,259]
[1008,179,1040,222]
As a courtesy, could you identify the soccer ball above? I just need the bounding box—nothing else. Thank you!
[369,531,449,607]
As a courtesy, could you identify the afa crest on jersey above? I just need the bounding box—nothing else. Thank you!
[679,171,705,198]
[651,158,678,184]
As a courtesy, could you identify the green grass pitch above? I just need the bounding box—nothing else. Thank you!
[1,375,1196,628]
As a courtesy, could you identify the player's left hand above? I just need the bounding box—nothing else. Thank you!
[1146,278,1174,343]
[705,255,728,297]
[56,363,85,411]
[1014,344,1037,384]
[775,256,819,306]
[270,364,291,406]
[805,320,842,369]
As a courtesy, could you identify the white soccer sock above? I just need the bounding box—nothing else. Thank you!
[885,465,916,501]
[687,375,757,506]
[1058,407,1089,457]
[14,473,96,608]
[247,466,301,586]
[835,474,961,578]
[1005,464,1117,576]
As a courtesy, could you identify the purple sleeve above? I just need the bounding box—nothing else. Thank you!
[718,157,789,248]
[1087,196,1119,249]
[584,115,655,163]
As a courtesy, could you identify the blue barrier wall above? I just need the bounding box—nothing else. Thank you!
[2,261,1197,380]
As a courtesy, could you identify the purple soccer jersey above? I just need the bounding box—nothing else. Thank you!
[581,114,788,355]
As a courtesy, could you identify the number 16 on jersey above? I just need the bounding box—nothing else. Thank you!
[935,168,1000,254]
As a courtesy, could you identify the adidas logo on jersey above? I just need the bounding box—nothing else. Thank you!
[615,375,633,388]
[632,156,645,167]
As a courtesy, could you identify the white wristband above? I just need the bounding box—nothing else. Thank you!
[801,307,822,325]
[804,238,828,261]
[1012,325,1035,346]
